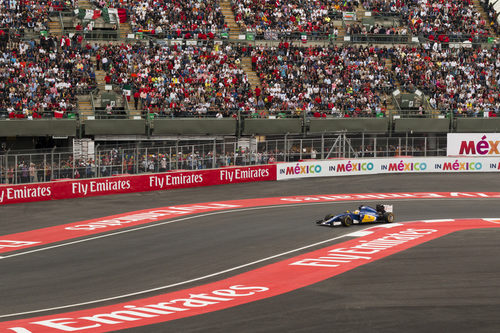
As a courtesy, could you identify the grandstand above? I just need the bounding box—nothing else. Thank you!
[1,0,500,158]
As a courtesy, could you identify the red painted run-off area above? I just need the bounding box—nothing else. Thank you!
[1,193,500,331]
[1,217,500,332]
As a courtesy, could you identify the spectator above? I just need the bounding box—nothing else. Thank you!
[251,43,395,116]
[232,0,358,39]
[391,45,500,115]
[0,37,96,119]
[95,41,253,117]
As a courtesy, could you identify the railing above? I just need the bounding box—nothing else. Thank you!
[419,32,494,44]
[0,110,9,119]
[123,108,474,119]
[0,134,448,185]
[0,107,494,122]
[0,109,78,120]
[368,11,403,18]
[58,12,64,33]
[90,89,97,116]
[347,33,413,44]
[62,28,120,40]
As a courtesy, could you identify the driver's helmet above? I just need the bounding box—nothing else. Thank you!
[376,204,385,213]
[354,209,360,215]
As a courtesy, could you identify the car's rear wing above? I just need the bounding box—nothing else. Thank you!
[383,205,393,213]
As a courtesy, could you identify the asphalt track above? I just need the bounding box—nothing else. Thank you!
[1,173,500,332]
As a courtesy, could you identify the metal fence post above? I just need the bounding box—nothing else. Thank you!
[121,149,124,174]
[50,148,55,180]
[234,141,237,165]
[169,147,172,170]
[175,140,179,170]
[212,139,216,169]
[58,153,62,179]
[284,133,288,162]
[405,132,408,155]
[321,133,325,160]
[222,140,226,166]
[43,153,47,182]
[299,139,303,160]
[14,155,17,184]
[135,147,139,174]
[191,145,195,170]
[4,151,8,184]
[157,148,161,172]
[361,133,365,158]
[97,150,100,178]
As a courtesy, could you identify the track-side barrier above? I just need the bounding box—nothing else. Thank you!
[1,157,499,205]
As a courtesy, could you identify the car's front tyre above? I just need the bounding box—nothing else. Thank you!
[324,213,334,220]
[341,215,353,227]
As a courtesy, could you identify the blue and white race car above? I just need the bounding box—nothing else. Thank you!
[316,204,394,227]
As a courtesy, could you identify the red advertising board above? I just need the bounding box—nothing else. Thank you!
[0,165,276,205]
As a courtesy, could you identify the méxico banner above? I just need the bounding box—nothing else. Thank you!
[276,157,500,180]
[447,133,500,156]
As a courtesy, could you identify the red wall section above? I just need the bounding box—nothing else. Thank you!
[0,165,276,205]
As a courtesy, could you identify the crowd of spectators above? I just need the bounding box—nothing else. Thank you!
[362,0,407,15]
[95,41,252,117]
[0,0,76,33]
[0,0,498,120]
[1,33,499,120]
[1,0,48,33]
[391,44,500,116]
[410,0,490,41]
[251,43,395,117]
[232,0,357,38]
[362,0,493,41]
[90,0,226,38]
[0,33,96,119]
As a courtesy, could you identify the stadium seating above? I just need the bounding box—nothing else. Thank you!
[0,0,498,121]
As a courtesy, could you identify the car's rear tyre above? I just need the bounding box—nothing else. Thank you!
[341,215,353,227]
[383,212,395,223]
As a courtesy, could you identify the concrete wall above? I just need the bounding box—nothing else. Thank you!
[0,120,77,137]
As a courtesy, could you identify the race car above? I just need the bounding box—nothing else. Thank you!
[316,204,394,227]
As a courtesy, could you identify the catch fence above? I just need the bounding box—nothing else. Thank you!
[0,134,447,184]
